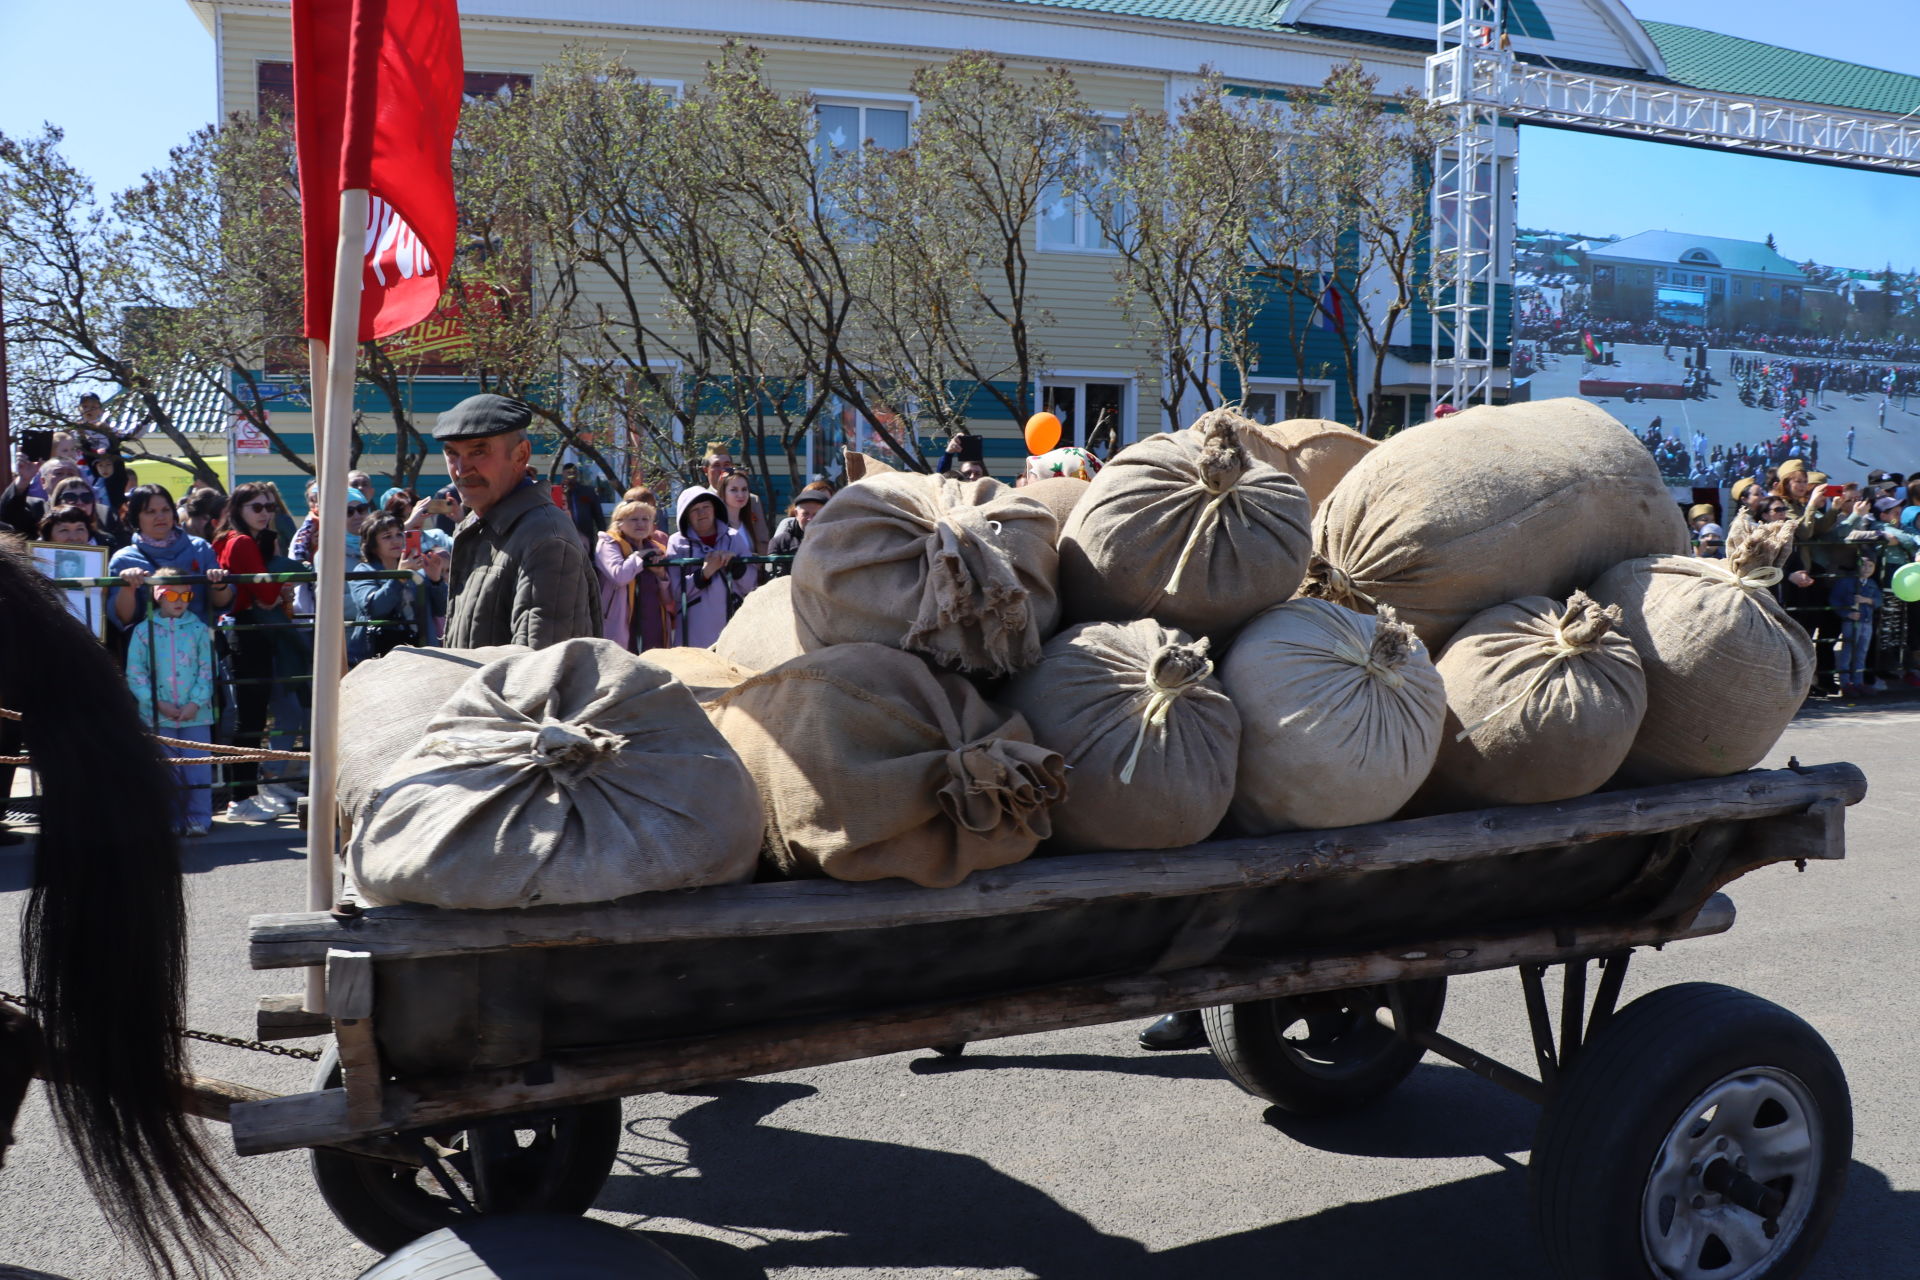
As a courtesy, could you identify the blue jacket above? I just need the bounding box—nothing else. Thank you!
[125,612,216,728]
[1830,575,1883,621]
[108,532,221,627]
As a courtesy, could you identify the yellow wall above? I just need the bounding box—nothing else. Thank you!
[213,8,1177,451]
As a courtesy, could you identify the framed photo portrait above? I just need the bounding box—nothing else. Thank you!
[29,540,111,642]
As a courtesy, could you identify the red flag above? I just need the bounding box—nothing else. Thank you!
[292,0,462,342]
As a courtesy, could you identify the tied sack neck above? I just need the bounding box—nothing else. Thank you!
[1165,412,1252,596]
[1703,518,1792,592]
[905,485,1038,676]
[419,717,625,790]
[1301,553,1377,611]
[1453,591,1621,742]
[1119,637,1215,785]
[939,736,1068,840]
[1329,603,1416,689]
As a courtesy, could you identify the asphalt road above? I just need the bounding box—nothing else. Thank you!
[3,703,1917,1280]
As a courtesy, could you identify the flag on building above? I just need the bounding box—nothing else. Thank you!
[1312,277,1345,334]
[292,0,463,341]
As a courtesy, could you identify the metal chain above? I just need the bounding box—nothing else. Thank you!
[1,989,322,1062]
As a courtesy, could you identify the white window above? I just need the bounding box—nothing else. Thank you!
[1240,378,1336,426]
[814,99,911,169]
[1036,376,1132,449]
[1038,123,1122,254]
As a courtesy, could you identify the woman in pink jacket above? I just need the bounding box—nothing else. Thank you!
[594,500,673,651]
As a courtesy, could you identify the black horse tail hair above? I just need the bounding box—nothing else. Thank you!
[0,546,263,1276]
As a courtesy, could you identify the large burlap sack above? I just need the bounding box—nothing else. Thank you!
[1058,410,1311,638]
[713,576,823,671]
[1588,519,1813,784]
[1000,620,1238,851]
[347,638,763,909]
[1020,475,1093,540]
[709,643,1067,887]
[337,644,525,824]
[639,646,761,706]
[1237,416,1375,514]
[1417,591,1647,811]
[791,473,1060,677]
[1224,600,1446,833]
[1305,398,1688,653]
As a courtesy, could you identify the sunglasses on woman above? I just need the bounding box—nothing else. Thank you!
[243,501,279,514]
[56,490,94,505]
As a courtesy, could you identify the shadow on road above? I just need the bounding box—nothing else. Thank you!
[599,1076,1919,1280]
[1260,1061,1536,1160]
[906,1046,1227,1081]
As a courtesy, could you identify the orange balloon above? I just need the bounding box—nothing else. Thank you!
[1024,412,1063,455]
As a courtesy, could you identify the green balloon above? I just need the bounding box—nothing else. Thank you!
[1894,562,1920,603]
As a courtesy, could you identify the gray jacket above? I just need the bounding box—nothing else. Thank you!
[445,480,602,649]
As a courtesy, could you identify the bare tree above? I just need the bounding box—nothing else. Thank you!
[1085,72,1282,426]
[0,127,221,486]
[865,52,1094,427]
[1283,61,1451,436]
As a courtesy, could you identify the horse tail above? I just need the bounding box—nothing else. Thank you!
[0,545,262,1277]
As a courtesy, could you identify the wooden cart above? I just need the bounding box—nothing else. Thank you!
[227,760,1863,1280]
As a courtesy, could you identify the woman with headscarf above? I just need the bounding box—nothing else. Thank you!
[667,487,757,647]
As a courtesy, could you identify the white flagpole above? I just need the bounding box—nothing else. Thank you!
[302,187,368,1014]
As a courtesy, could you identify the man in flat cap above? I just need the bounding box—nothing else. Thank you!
[436,393,601,648]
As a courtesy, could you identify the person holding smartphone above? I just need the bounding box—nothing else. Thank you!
[348,512,449,662]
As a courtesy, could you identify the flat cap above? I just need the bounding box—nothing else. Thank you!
[432,393,532,442]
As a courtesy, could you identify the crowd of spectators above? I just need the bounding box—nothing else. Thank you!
[1690,462,1920,700]
[1525,311,1920,366]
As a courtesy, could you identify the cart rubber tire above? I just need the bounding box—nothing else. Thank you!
[1532,982,1851,1280]
[354,1214,698,1278]
[1202,978,1447,1116]
[309,1050,624,1254]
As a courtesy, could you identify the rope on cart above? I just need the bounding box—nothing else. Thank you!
[0,705,313,767]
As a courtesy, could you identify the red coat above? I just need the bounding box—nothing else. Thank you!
[213,530,283,612]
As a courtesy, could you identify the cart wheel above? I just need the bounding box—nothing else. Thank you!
[355,1214,697,1278]
[1532,983,1851,1280]
[1202,978,1447,1116]
[309,1049,624,1254]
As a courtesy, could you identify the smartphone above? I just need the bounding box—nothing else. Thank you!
[18,429,52,463]
[1821,484,1845,498]
[404,529,422,558]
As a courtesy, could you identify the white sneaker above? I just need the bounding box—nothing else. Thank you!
[260,782,305,806]
[248,789,293,817]
[223,796,280,823]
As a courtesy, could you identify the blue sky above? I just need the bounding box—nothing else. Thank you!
[1,0,1917,265]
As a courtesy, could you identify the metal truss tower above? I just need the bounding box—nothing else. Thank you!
[1426,0,1513,413]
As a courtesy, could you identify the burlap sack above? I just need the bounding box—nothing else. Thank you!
[999,620,1238,851]
[713,576,823,671]
[1020,475,1093,540]
[1588,519,1813,785]
[1237,417,1375,514]
[1305,398,1688,653]
[337,644,525,826]
[1224,600,1446,833]
[791,472,1060,676]
[709,643,1067,887]
[1058,410,1311,638]
[348,638,763,909]
[638,646,761,706]
[1417,591,1647,811]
